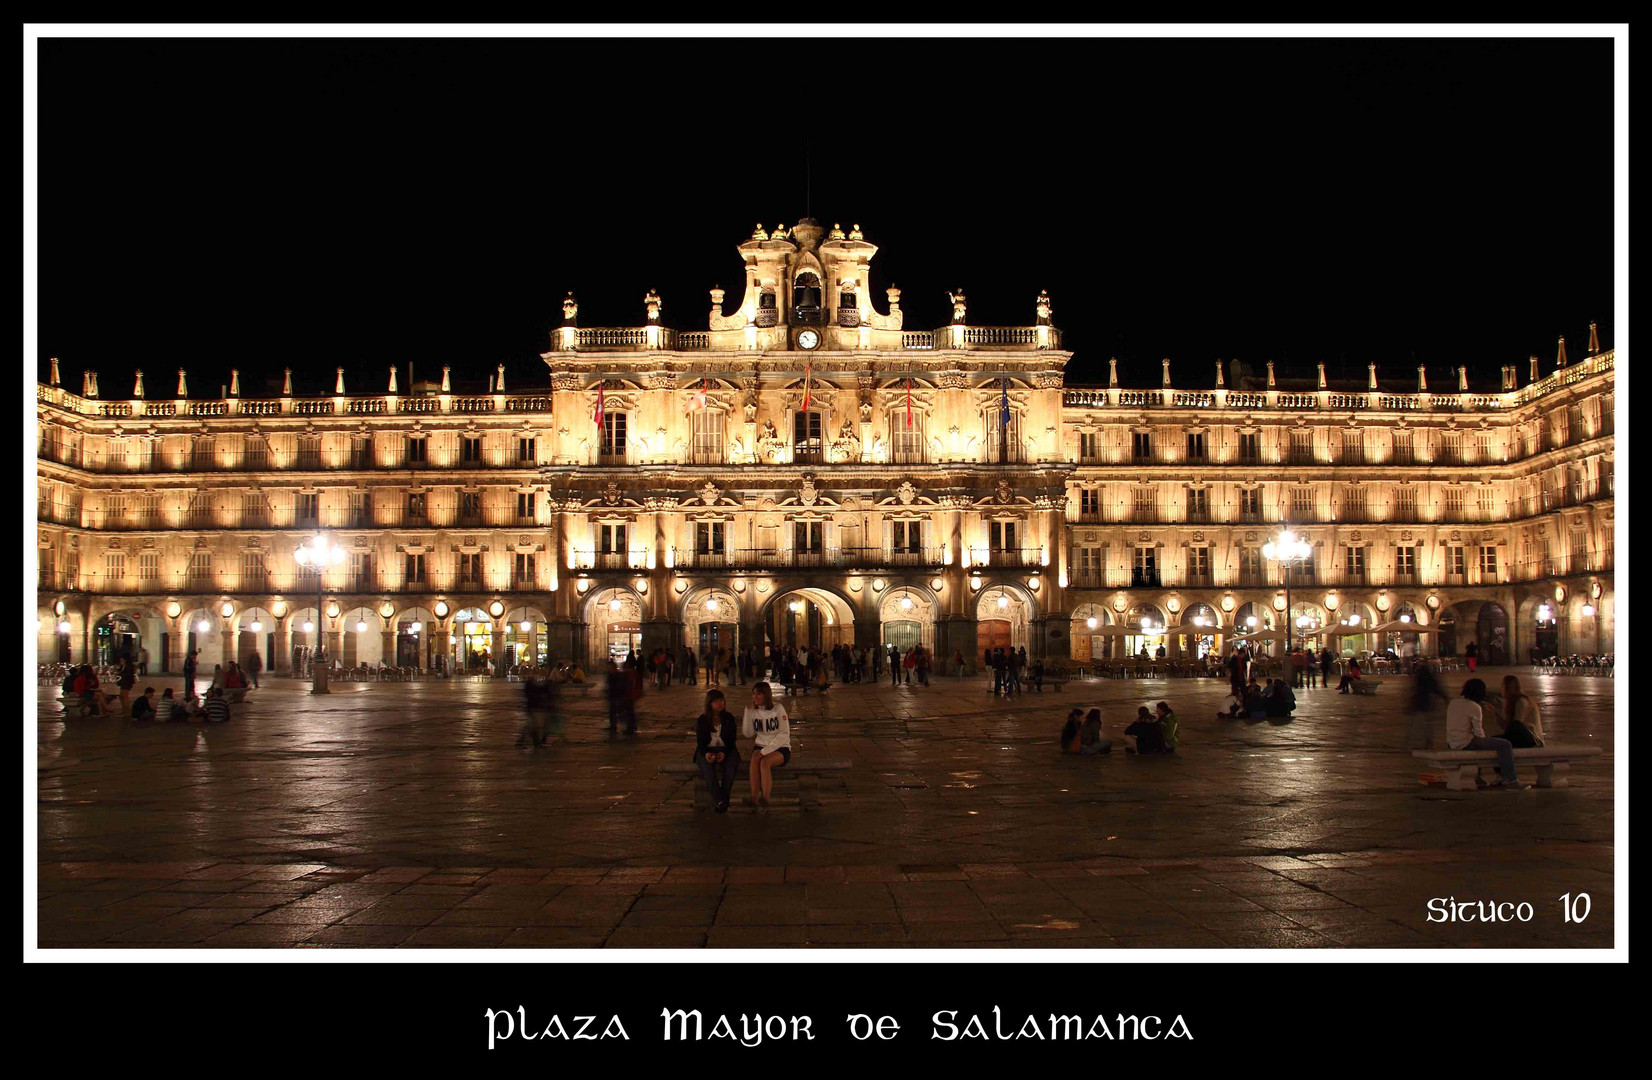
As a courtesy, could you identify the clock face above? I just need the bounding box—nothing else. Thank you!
[797,329,820,350]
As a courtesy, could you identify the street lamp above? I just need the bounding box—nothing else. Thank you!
[294,532,346,693]
[1262,527,1312,654]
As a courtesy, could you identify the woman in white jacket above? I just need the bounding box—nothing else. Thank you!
[742,681,791,811]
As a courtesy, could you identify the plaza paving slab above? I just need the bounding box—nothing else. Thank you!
[35,668,1615,949]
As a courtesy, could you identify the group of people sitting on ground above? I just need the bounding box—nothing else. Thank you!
[1060,701,1179,756]
[692,682,792,813]
[127,685,234,723]
[1217,677,1297,719]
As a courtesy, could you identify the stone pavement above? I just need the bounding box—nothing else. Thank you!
[34,667,1616,948]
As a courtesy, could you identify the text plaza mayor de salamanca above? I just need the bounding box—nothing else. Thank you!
[36,217,1615,677]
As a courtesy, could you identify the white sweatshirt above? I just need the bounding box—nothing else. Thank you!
[742,703,791,753]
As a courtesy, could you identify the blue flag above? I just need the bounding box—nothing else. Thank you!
[1000,376,1010,431]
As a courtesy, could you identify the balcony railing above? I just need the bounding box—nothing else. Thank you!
[38,569,78,591]
[1128,569,1164,589]
[970,547,1047,569]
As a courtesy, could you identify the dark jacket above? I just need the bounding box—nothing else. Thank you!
[694,712,741,762]
[131,695,156,721]
[1500,718,1540,749]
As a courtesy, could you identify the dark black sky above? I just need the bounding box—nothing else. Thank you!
[36,36,1613,396]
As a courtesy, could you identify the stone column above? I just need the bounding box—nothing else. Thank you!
[221,619,236,671]
[491,628,506,676]
[432,628,451,672]
[167,619,186,675]
[273,618,291,675]
[326,629,342,669]
[381,628,396,667]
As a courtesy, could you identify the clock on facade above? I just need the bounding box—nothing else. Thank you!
[797,329,820,350]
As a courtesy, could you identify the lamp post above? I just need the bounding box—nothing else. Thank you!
[1262,527,1312,655]
[294,532,346,694]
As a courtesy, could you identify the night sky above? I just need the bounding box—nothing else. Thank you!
[34,36,1613,397]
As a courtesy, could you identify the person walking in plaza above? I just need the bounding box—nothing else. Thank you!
[518,668,561,748]
[1304,647,1319,689]
[741,681,791,811]
[888,644,901,687]
[915,645,931,686]
[1499,675,1546,748]
[117,653,136,715]
[1289,646,1307,689]
[1006,648,1023,696]
[1447,677,1521,788]
[605,660,637,736]
[1406,659,1451,747]
[246,648,262,690]
[1465,640,1479,673]
[695,688,740,813]
[137,644,150,678]
[182,648,199,700]
[1319,646,1337,689]
[682,646,697,687]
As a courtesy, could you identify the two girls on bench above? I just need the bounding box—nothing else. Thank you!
[742,681,791,811]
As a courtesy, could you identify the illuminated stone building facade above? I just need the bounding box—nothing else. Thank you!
[36,219,1616,675]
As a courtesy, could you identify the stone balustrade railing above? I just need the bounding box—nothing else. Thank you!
[33,349,1613,422]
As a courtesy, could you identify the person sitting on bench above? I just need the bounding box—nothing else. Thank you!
[695,689,741,814]
[1498,675,1546,748]
[1079,708,1112,755]
[741,681,791,812]
[1337,657,1363,693]
[1446,678,1522,788]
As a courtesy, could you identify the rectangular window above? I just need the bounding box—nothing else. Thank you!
[138,551,159,581]
[350,492,371,527]
[241,551,266,588]
[1079,432,1100,462]
[407,492,427,521]
[1187,546,1210,581]
[696,521,724,555]
[1239,546,1264,583]
[349,552,372,588]
[406,437,427,464]
[1345,546,1365,580]
[107,441,129,471]
[601,412,627,458]
[691,411,725,464]
[990,520,1017,551]
[188,551,213,586]
[1291,487,1315,521]
[1238,431,1260,463]
[139,493,161,527]
[459,491,481,523]
[1290,431,1314,464]
[1443,486,1464,522]
[297,493,319,525]
[1186,488,1209,521]
[105,494,127,528]
[1341,486,1366,520]
[1446,546,1465,577]
[1395,545,1416,577]
[192,437,216,471]
[104,552,126,586]
[1476,486,1495,520]
[793,412,824,463]
[890,413,924,464]
[457,552,483,585]
[518,437,536,463]
[347,435,371,470]
[1131,431,1153,462]
[1240,487,1261,520]
[461,436,483,463]
[1441,431,1463,464]
[297,435,322,469]
[1342,430,1364,464]
[794,520,823,554]
[404,553,426,584]
[1480,545,1498,578]
[1132,547,1158,583]
[1132,487,1155,521]
[513,552,536,585]
[1394,486,1417,521]
[598,523,627,554]
[1080,488,1100,517]
[1078,546,1101,577]
[1186,432,1207,461]
[893,520,921,554]
[516,493,535,522]
[1392,431,1413,465]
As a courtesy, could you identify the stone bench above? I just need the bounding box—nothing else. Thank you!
[659,757,852,811]
[1349,677,1385,695]
[780,681,830,696]
[1411,745,1603,791]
